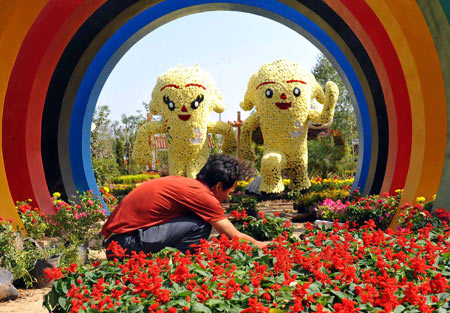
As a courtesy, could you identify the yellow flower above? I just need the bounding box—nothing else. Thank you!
[432,194,436,201]
[237,180,249,188]
[395,189,404,193]
[52,192,61,198]
[415,196,426,204]
[103,186,110,193]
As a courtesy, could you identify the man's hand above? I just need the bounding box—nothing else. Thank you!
[211,218,271,249]
[254,240,271,249]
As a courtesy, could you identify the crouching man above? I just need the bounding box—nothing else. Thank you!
[101,154,269,259]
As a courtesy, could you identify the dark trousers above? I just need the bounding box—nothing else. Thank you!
[103,213,211,260]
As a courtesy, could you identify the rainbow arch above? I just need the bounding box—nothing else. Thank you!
[1,0,449,228]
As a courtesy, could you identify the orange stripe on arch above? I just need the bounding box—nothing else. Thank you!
[0,0,49,230]
[3,0,106,216]
[369,0,446,203]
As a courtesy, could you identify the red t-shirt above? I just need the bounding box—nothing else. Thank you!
[101,176,226,238]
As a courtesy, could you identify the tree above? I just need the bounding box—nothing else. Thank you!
[312,54,358,171]
[113,112,146,174]
[113,136,126,174]
[91,105,119,185]
[91,105,114,159]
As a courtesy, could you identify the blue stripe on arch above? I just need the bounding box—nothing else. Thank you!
[70,0,372,200]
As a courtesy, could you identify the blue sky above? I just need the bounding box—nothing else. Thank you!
[97,11,322,124]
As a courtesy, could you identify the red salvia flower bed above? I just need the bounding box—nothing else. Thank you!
[43,219,450,313]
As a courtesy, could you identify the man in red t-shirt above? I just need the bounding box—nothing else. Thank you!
[101,154,268,258]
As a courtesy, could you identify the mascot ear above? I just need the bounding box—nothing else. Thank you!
[312,80,325,104]
[150,81,162,115]
[149,96,160,115]
[240,74,257,111]
[210,88,225,113]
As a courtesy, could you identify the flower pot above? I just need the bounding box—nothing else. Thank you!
[30,254,61,288]
[76,244,89,265]
[314,220,345,228]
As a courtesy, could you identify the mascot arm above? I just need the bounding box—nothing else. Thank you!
[239,114,259,162]
[309,81,339,124]
[132,121,165,165]
[207,121,237,154]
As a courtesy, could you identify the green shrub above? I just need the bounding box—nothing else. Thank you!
[109,184,136,202]
[0,218,43,287]
[92,158,120,186]
[295,189,350,211]
[228,210,293,241]
[308,129,348,178]
[112,173,160,184]
[226,195,259,217]
[16,200,49,239]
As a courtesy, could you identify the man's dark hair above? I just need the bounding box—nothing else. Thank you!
[197,154,239,189]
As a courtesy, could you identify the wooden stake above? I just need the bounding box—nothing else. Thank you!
[147,113,152,170]
[228,111,243,159]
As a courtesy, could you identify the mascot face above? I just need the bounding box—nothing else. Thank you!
[150,65,224,127]
[243,60,317,121]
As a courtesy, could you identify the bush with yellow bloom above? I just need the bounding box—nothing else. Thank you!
[133,65,236,178]
[240,60,339,193]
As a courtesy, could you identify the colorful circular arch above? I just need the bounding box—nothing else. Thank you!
[1,0,449,229]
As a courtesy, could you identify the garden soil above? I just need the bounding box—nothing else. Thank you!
[0,200,303,313]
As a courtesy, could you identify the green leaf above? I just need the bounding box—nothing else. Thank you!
[58,297,67,309]
[393,305,405,312]
[127,304,145,313]
[192,265,212,278]
[176,290,193,297]
[438,292,450,301]
[206,299,224,306]
[331,290,347,300]
[61,282,69,294]
[307,282,321,293]
[192,302,212,313]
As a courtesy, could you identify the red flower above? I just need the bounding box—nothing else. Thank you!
[334,298,361,313]
[106,240,127,259]
[44,267,65,281]
[241,297,269,313]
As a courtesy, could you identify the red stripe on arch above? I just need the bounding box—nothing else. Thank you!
[326,0,412,193]
[2,0,105,214]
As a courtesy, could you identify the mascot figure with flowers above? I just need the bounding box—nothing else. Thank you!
[133,65,237,177]
[240,59,339,194]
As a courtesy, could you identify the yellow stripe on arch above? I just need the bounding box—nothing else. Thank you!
[367,0,446,204]
[387,0,447,202]
[0,0,49,229]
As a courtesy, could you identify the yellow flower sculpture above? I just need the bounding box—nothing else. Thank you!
[133,65,237,178]
[240,59,339,193]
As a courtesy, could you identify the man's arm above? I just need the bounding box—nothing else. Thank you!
[210,218,270,249]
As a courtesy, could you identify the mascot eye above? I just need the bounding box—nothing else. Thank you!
[293,87,301,97]
[265,89,273,98]
[191,94,204,110]
[163,95,175,111]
